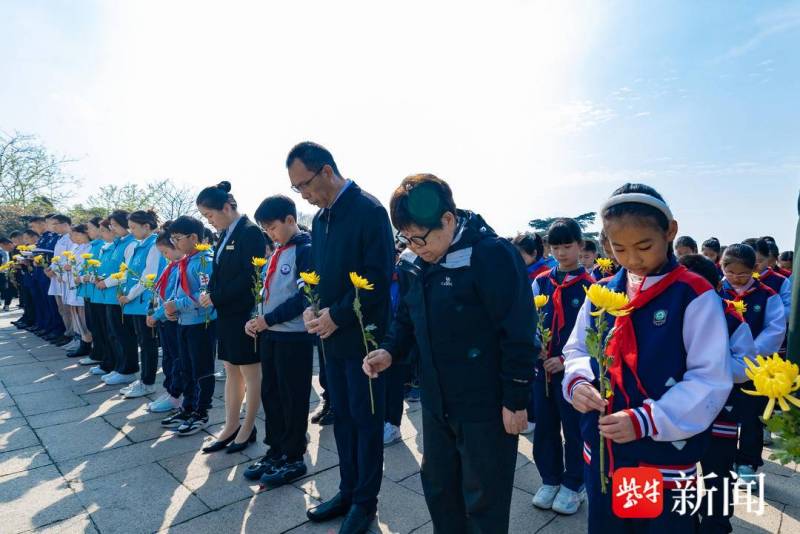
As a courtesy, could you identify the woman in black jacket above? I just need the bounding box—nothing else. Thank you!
[197,181,267,454]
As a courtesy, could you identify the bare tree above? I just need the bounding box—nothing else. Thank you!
[0,132,79,207]
[150,180,198,220]
[87,179,198,220]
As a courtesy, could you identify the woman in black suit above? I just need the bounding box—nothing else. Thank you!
[197,181,267,454]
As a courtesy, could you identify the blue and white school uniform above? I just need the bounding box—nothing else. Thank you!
[758,268,792,321]
[563,259,731,533]
[532,267,594,492]
[152,261,185,401]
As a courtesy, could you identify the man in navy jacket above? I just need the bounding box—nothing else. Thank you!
[287,141,394,534]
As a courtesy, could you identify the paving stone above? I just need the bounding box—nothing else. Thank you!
[28,513,98,533]
[0,362,54,386]
[398,472,423,496]
[732,498,784,532]
[27,405,105,430]
[383,436,424,483]
[14,388,87,416]
[513,460,545,495]
[72,462,209,533]
[6,377,74,396]
[182,464,261,510]
[0,465,85,533]
[0,420,41,453]
[0,405,23,421]
[36,418,130,462]
[509,487,558,532]
[159,447,254,485]
[371,479,431,534]
[779,504,800,533]
[0,352,34,367]
[537,503,587,533]
[0,445,52,476]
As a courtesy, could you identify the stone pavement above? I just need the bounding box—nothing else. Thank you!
[0,308,798,533]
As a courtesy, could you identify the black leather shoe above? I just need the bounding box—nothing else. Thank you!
[339,504,376,534]
[318,409,335,426]
[54,336,72,347]
[202,426,240,454]
[307,492,351,522]
[226,427,257,454]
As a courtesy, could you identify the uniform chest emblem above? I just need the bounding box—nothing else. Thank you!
[653,309,668,326]
[441,276,453,287]
[753,304,762,313]
[280,264,291,275]
[571,298,581,308]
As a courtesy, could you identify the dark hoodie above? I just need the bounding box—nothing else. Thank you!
[381,210,539,421]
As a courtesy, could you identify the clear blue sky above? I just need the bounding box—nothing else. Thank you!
[2,1,798,249]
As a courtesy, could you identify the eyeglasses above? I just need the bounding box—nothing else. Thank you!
[169,234,188,245]
[290,169,322,193]
[396,228,433,248]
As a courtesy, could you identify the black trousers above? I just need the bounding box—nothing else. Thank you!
[85,302,109,365]
[384,362,408,427]
[421,409,518,534]
[159,321,184,399]
[260,335,314,461]
[700,435,737,534]
[177,322,217,414]
[21,284,36,324]
[318,338,329,404]
[733,384,767,469]
[106,304,139,375]
[132,315,159,385]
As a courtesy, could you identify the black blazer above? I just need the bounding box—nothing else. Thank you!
[208,215,267,316]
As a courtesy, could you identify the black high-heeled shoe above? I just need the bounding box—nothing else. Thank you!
[226,427,257,454]
[202,426,241,454]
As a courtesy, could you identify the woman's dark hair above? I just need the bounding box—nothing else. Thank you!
[202,227,216,244]
[679,254,720,288]
[51,214,71,225]
[169,216,204,240]
[23,230,39,238]
[156,220,174,248]
[779,251,793,262]
[511,232,544,260]
[761,239,780,259]
[29,216,45,224]
[722,243,756,270]
[196,181,237,211]
[753,238,772,258]
[99,218,112,230]
[675,236,698,253]
[88,216,103,228]
[547,218,583,246]
[582,240,598,253]
[109,210,130,229]
[389,174,457,230]
[254,195,297,224]
[702,237,721,254]
[285,141,341,176]
[602,183,670,232]
[70,224,89,236]
[9,230,22,239]
[128,209,159,230]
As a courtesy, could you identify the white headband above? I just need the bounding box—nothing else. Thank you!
[601,193,674,222]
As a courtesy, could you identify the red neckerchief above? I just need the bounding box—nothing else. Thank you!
[155,261,178,299]
[548,270,594,353]
[725,280,759,302]
[262,244,294,304]
[776,267,792,278]
[723,299,745,323]
[178,251,199,302]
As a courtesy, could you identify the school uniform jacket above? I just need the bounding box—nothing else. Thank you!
[174,250,217,326]
[380,211,539,421]
[121,234,166,316]
[260,231,313,339]
[562,260,731,478]
[720,278,785,356]
[758,268,792,320]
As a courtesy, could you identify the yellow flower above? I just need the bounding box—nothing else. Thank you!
[725,299,747,315]
[62,250,75,259]
[119,262,128,273]
[0,263,10,272]
[81,253,93,260]
[33,255,44,265]
[584,284,631,317]
[300,271,320,286]
[534,295,549,309]
[87,259,101,267]
[752,272,760,279]
[349,272,374,291]
[251,257,268,268]
[742,353,800,420]
[145,273,156,282]
[195,243,212,252]
[110,272,125,281]
[51,256,61,263]
[595,258,614,274]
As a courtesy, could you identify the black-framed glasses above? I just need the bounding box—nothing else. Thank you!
[169,234,188,245]
[290,168,322,193]
[396,228,433,247]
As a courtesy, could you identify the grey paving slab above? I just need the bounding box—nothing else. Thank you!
[72,462,210,533]
[0,445,53,476]
[14,388,88,417]
[36,417,130,462]
[371,479,431,534]
[182,464,261,510]
[0,362,53,386]
[383,436,424,483]
[0,464,86,533]
[26,405,104,430]
[28,513,99,533]
[0,405,23,420]
[0,419,41,453]
[159,447,255,485]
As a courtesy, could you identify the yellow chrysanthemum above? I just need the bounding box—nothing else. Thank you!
[195,243,212,252]
[62,250,75,259]
[87,259,101,267]
[119,262,128,273]
[742,353,800,420]
[725,299,747,315]
[534,295,549,309]
[145,273,156,282]
[51,256,61,263]
[595,258,614,274]
[33,255,44,265]
[584,284,631,317]
[349,272,374,291]
[81,253,93,260]
[110,272,125,281]
[0,263,11,272]
[752,272,760,280]
[300,271,320,286]
[251,257,268,268]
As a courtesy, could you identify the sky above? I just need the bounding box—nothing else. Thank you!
[2,0,799,249]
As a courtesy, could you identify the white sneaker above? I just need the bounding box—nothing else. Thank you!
[90,366,107,376]
[79,357,100,366]
[551,485,586,515]
[736,464,761,491]
[104,372,137,386]
[532,484,560,509]
[383,422,402,446]
[149,394,181,413]
[521,422,535,435]
[214,369,226,381]
[101,371,119,383]
[124,381,156,398]
[119,379,140,396]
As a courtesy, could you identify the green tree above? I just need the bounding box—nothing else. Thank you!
[529,211,598,240]
[0,132,78,207]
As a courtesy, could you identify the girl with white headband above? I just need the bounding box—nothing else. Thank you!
[561,183,732,532]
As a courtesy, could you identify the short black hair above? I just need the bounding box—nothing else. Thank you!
[582,240,598,253]
[547,218,583,246]
[23,229,40,238]
[0,237,11,245]
[511,232,544,259]
[202,227,216,244]
[722,243,756,270]
[286,141,341,176]
[702,237,721,254]
[196,181,237,211]
[9,231,22,239]
[742,237,758,250]
[602,183,671,232]
[128,209,159,230]
[88,216,103,228]
[29,216,45,224]
[169,216,205,240]
[779,251,793,262]
[679,254,720,288]
[51,214,71,225]
[254,195,297,225]
[71,224,89,236]
[109,210,130,229]
[675,236,698,253]
[156,221,174,248]
[390,174,457,230]
[753,238,772,258]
